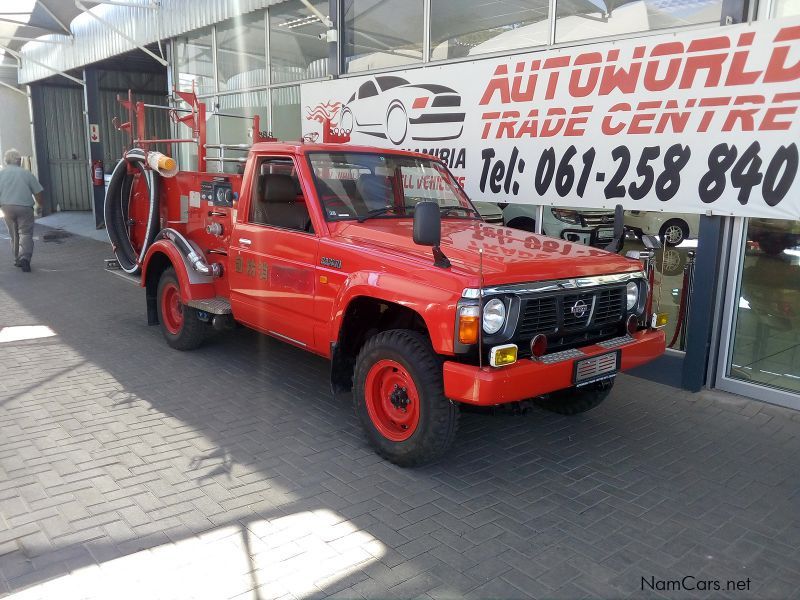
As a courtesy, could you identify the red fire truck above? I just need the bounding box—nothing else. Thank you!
[105,90,666,466]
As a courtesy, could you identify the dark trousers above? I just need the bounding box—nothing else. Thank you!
[2,204,34,262]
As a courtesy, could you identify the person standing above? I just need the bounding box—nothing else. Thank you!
[0,149,44,272]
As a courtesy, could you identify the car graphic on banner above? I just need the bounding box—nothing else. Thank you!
[335,75,465,145]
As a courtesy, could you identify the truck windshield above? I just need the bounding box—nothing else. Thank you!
[307,151,478,222]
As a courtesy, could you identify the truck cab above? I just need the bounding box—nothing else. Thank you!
[131,142,666,466]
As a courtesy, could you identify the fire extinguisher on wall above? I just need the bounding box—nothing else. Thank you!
[91,160,104,186]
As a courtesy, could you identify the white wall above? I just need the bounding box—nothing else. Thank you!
[0,66,34,170]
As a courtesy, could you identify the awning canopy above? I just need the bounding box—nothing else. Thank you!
[11,0,286,85]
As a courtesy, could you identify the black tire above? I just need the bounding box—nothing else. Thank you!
[534,379,614,415]
[156,268,207,350]
[506,216,537,233]
[353,330,459,467]
[659,219,689,247]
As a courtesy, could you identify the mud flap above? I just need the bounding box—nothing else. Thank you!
[146,293,158,326]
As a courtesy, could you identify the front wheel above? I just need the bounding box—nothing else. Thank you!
[157,267,207,350]
[534,379,614,415]
[660,219,689,246]
[353,330,459,466]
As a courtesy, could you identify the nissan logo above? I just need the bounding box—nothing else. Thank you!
[571,300,588,319]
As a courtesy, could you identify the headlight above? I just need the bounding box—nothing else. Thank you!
[482,298,506,334]
[551,208,580,224]
[626,281,639,310]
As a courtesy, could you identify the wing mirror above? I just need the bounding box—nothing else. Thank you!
[413,201,450,268]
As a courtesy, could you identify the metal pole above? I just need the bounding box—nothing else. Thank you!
[84,67,105,229]
[0,44,84,85]
[0,80,28,97]
[37,0,74,36]
[3,37,71,45]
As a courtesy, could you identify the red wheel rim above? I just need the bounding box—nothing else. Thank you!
[161,281,183,335]
[364,359,420,442]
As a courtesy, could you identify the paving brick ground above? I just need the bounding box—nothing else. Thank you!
[1,225,799,599]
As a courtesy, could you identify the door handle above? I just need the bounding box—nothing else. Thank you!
[239,238,252,245]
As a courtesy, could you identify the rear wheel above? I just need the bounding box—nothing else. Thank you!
[353,330,459,466]
[157,268,206,350]
[534,379,614,415]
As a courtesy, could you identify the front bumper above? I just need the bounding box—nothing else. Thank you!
[443,329,665,405]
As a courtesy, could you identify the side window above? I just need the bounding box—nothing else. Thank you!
[358,80,378,99]
[249,158,314,233]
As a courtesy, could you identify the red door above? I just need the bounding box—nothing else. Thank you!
[229,156,319,349]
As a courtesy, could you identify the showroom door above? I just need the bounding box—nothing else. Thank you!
[716,218,800,411]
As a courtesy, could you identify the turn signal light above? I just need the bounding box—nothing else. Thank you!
[490,344,518,367]
[651,312,669,328]
[458,306,480,344]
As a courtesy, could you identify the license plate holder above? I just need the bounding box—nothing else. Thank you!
[573,350,619,387]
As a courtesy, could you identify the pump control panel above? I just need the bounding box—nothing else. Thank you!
[201,178,235,207]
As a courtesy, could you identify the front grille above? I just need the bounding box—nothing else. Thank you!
[581,213,614,228]
[519,297,558,336]
[562,292,593,329]
[594,287,625,325]
[510,286,627,354]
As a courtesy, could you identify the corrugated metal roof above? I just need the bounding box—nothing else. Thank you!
[18,0,286,84]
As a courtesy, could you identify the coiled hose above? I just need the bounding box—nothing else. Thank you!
[105,148,160,274]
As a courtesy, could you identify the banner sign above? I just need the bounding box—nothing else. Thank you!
[301,18,800,220]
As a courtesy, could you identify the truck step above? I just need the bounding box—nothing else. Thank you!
[187,297,232,315]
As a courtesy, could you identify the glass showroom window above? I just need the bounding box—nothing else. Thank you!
[503,202,701,350]
[174,96,221,172]
[216,12,267,94]
[555,0,723,43]
[624,209,700,352]
[343,0,424,73]
[174,27,215,96]
[269,0,329,83]
[430,0,550,60]
[271,85,302,140]
[216,90,270,173]
[728,219,800,394]
[774,0,800,16]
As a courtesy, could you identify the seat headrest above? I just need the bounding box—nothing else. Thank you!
[357,174,393,210]
[262,173,298,204]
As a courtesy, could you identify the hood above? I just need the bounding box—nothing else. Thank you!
[328,219,641,285]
